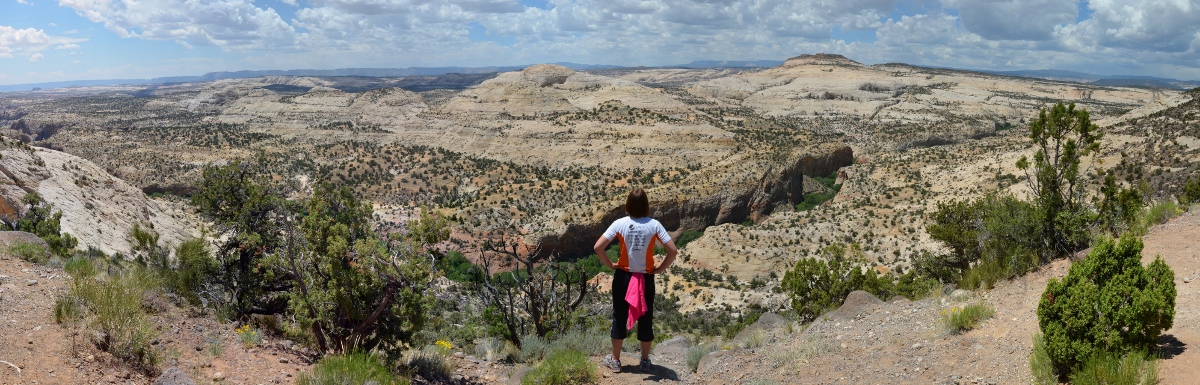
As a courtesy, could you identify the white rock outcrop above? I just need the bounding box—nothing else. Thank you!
[0,140,201,256]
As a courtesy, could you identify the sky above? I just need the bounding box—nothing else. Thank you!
[2,0,1200,85]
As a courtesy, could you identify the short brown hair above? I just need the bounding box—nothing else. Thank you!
[625,188,650,218]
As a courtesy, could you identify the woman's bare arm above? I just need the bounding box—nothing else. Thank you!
[594,236,615,269]
[653,240,678,274]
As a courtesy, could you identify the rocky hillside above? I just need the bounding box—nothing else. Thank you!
[0,55,1192,313]
[0,138,200,256]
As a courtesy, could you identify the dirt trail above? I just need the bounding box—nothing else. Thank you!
[0,256,86,384]
[0,254,314,385]
[1142,209,1200,385]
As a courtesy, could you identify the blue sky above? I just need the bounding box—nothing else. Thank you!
[2,0,1199,85]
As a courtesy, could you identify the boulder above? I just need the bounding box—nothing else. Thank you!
[0,231,49,256]
[696,350,730,374]
[152,367,195,385]
[653,336,692,359]
[507,365,531,385]
[827,290,886,320]
[734,313,787,342]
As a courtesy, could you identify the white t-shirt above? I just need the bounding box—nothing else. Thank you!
[602,216,672,273]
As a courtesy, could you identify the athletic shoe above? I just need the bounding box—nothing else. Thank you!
[602,355,621,373]
[639,357,652,372]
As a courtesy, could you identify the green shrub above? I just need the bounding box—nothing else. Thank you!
[475,337,519,362]
[1030,333,1057,385]
[8,241,47,263]
[893,271,941,300]
[1037,235,1175,376]
[439,251,483,283]
[285,185,444,357]
[15,192,78,257]
[686,343,719,372]
[925,193,1042,285]
[400,346,455,379]
[781,244,897,322]
[675,230,704,250]
[1180,174,1200,206]
[191,159,285,317]
[297,353,406,385]
[1068,350,1159,385]
[940,302,994,334]
[522,349,597,385]
[69,264,160,371]
[54,293,85,324]
[1095,173,1146,236]
[957,248,1039,290]
[1135,200,1179,235]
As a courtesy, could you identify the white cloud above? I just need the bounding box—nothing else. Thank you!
[16,0,29,4]
[1063,0,1200,52]
[19,0,1200,81]
[0,26,52,46]
[55,43,80,49]
[58,0,302,50]
[0,25,87,62]
[944,0,1078,41]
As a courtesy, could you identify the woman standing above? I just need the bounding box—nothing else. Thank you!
[593,188,678,373]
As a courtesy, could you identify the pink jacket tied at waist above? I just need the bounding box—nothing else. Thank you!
[625,272,648,330]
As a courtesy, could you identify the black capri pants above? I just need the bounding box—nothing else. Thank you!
[611,269,655,342]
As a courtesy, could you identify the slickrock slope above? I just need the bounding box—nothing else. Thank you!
[0,139,201,256]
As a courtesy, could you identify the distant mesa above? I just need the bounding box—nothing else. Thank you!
[781,53,864,68]
[521,64,575,87]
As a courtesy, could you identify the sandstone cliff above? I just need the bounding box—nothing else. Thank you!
[531,146,854,257]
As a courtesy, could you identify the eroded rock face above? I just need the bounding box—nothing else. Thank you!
[533,146,853,257]
[0,140,201,256]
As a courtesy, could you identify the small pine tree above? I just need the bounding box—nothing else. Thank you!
[1016,102,1102,258]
